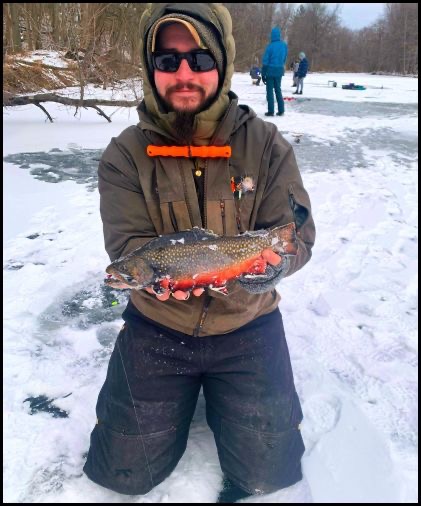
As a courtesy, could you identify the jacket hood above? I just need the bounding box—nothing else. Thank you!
[139,3,236,145]
[271,27,281,42]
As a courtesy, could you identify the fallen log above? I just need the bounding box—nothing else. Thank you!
[3,92,139,122]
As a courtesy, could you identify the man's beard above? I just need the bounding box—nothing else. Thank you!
[162,83,217,144]
[173,111,196,144]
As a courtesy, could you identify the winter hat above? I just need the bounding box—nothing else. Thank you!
[299,52,306,59]
[146,13,225,79]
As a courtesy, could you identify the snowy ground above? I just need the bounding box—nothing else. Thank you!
[3,69,418,503]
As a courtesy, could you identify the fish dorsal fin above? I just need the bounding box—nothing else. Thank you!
[143,227,219,252]
[184,227,219,242]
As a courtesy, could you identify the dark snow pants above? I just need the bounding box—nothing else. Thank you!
[266,76,285,115]
[83,300,305,496]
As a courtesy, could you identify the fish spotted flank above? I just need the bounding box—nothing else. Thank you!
[105,223,298,294]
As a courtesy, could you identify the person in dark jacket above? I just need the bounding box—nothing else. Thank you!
[261,27,288,116]
[83,3,315,503]
[249,64,261,85]
[293,52,308,95]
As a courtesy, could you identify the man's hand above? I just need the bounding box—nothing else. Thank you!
[262,76,267,85]
[237,249,289,294]
[145,287,204,301]
[261,248,282,266]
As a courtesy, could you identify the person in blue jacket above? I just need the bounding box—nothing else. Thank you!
[293,52,308,95]
[261,27,288,116]
[249,65,261,85]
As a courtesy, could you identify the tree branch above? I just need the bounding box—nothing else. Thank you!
[3,92,138,122]
[33,101,54,122]
[91,104,111,123]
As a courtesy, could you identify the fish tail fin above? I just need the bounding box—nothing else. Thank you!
[271,222,299,255]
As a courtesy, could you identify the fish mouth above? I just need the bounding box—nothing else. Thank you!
[105,268,138,288]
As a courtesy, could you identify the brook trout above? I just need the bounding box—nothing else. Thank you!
[105,222,298,294]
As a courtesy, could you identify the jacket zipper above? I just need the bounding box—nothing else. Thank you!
[203,160,208,229]
[288,184,294,203]
[288,185,297,219]
[193,158,212,337]
[220,200,226,235]
[288,184,309,230]
[193,294,212,337]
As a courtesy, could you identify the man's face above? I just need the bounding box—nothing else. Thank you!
[154,23,219,113]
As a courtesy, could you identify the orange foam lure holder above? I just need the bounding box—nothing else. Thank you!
[147,145,232,158]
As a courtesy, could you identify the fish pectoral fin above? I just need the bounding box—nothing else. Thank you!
[209,285,228,295]
[151,282,168,295]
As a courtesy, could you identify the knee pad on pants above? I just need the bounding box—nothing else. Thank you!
[217,417,305,494]
[83,421,188,495]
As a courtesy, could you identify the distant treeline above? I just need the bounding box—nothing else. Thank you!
[3,3,418,75]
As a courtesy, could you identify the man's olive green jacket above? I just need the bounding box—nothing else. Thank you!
[98,95,315,336]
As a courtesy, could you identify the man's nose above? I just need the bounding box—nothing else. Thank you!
[175,58,194,79]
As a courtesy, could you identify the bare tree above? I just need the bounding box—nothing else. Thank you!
[224,2,279,70]
[3,2,418,91]
[273,3,296,42]
[384,3,418,74]
[288,3,341,70]
[4,3,22,54]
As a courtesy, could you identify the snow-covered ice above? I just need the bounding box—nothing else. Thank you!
[3,69,418,503]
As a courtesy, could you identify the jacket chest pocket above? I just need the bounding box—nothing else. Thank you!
[229,173,258,233]
[154,158,201,234]
[235,192,256,233]
[142,198,193,236]
[206,199,238,236]
[161,201,193,234]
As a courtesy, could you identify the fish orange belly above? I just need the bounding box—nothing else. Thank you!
[160,254,267,291]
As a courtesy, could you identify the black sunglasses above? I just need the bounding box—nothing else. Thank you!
[152,50,217,73]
